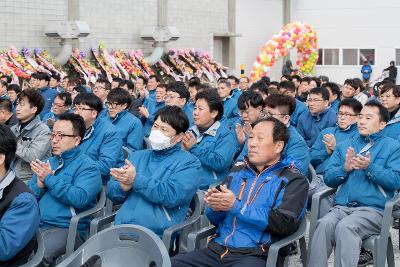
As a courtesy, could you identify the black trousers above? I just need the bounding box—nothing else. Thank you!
[171,247,278,267]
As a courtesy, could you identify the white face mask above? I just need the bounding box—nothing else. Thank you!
[149,129,173,150]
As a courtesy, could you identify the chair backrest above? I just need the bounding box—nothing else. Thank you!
[307,164,317,183]
[58,225,171,267]
[20,232,44,267]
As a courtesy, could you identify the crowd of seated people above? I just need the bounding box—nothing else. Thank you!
[0,71,399,267]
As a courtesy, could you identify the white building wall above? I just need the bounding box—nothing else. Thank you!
[292,0,400,84]
[235,0,283,80]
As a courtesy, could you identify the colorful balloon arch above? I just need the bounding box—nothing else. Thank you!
[250,21,318,81]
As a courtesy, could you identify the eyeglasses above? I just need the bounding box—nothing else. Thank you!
[72,106,93,112]
[50,132,77,141]
[165,95,181,100]
[105,101,122,109]
[93,86,108,91]
[306,98,325,103]
[264,111,288,117]
[337,112,357,118]
[52,103,66,108]
[379,94,396,100]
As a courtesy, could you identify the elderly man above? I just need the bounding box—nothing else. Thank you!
[28,113,102,266]
[172,117,309,267]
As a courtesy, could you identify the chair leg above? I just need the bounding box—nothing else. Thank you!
[387,237,395,267]
[299,237,307,266]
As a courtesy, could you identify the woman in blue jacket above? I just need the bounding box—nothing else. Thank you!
[108,106,202,237]
[182,89,237,188]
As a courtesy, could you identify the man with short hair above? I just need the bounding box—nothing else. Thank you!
[73,93,123,183]
[308,101,400,267]
[11,89,51,183]
[239,76,249,91]
[227,75,241,100]
[0,80,8,100]
[30,72,58,119]
[49,73,63,93]
[0,99,18,128]
[341,78,369,105]
[164,82,194,126]
[279,80,307,127]
[322,82,341,113]
[142,84,166,136]
[172,117,309,267]
[28,113,102,266]
[41,92,72,130]
[297,77,313,102]
[92,78,111,119]
[144,75,159,105]
[379,83,400,141]
[297,87,337,147]
[217,79,240,129]
[0,124,40,266]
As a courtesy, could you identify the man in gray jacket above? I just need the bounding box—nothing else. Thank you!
[11,89,51,183]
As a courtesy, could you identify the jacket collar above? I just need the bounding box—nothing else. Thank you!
[311,108,331,121]
[18,115,41,132]
[190,121,221,143]
[83,118,99,141]
[338,122,358,132]
[152,143,181,157]
[58,146,82,161]
[242,155,293,177]
[112,109,128,122]
[358,131,384,144]
[387,108,400,125]
[0,171,15,199]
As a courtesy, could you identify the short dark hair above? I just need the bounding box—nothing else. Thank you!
[227,75,239,85]
[265,94,296,116]
[57,92,72,106]
[73,93,103,114]
[137,75,148,85]
[301,77,312,84]
[58,113,86,140]
[7,84,21,95]
[0,124,17,170]
[120,79,135,90]
[260,76,271,86]
[96,78,111,91]
[281,75,292,81]
[51,72,61,82]
[252,117,289,149]
[322,82,341,97]
[158,83,168,90]
[19,89,45,115]
[107,88,132,107]
[237,90,265,110]
[67,78,80,88]
[291,75,301,82]
[188,80,201,91]
[249,81,269,96]
[167,82,190,101]
[154,106,189,134]
[73,85,87,94]
[319,75,329,83]
[344,78,358,90]
[112,77,123,84]
[311,77,321,87]
[353,78,364,91]
[338,98,363,115]
[279,80,296,93]
[217,79,231,89]
[189,76,201,84]
[195,89,224,121]
[0,99,13,113]
[364,100,390,123]
[309,87,330,101]
[380,83,400,97]
[31,72,50,82]
[0,80,7,88]
[0,75,12,84]
[148,75,159,82]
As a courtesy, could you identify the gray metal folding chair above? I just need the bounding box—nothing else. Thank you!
[20,231,45,267]
[57,225,171,267]
[308,188,398,267]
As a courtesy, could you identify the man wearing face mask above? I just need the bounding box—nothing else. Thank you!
[107,106,202,237]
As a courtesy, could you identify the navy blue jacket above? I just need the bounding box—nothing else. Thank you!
[290,99,308,127]
[39,87,57,119]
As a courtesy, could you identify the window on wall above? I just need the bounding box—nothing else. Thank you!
[324,49,339,65]
[316,49,323,65]
[343,49,358,65]
[395,49,400,66]
[359,49,375,65]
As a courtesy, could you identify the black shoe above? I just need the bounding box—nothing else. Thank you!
[358,249,373,266]
[393,219,400,229]
[288,242,298,256]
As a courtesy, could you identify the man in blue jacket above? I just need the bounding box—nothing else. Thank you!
[41,92,72,130]
[227,75,242,101]
[297,87,337,147]
[29,113,102,266]
[73,93,123,183]
[107,106,202,237]
[141,84,166,136]
[361,60,373,83]
[322,82,341,113]
[172,117,309,267]
[308,101,400,267]
[217,79,240,129]
[30,72,58,119]
[106,88,144,152]
[0,124,40,266]
[379,83,400,141]
[279,80,307,127]
[164,82,194,127]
